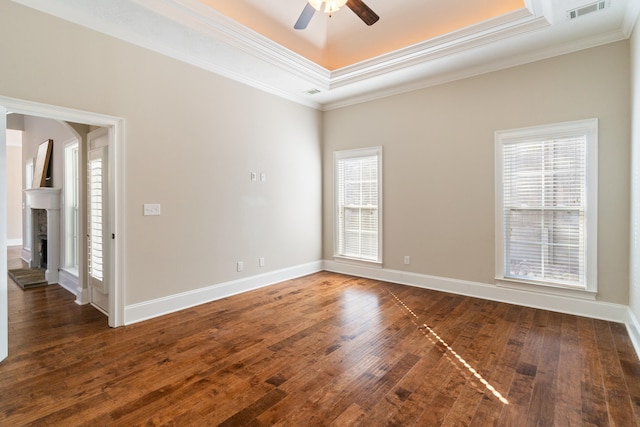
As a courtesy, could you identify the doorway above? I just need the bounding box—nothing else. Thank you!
[0,96,124,362]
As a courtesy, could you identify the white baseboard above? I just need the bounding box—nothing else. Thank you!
[323,260,629,323]
[124,261,324,325]
[6,239,22,247]
[121,258,638,360]
[21,248,31,265]
[76,286,90,305]
[627,308,640,358]
[57,269,90,306]
[57,269,81,301]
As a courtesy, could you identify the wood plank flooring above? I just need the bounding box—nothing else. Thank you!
[2,246,640,426]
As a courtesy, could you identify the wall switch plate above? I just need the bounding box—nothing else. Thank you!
[237,261,244,272]
[260,172,266,182]
[404,256,410,265]
[259,257,265,267]
[250,172,257,181]
[143,203,161,216]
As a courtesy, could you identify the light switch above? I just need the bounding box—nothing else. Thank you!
[143,203,161,216]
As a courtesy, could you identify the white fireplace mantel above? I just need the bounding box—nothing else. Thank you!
[25,187,61,210]
[24,188,61,284]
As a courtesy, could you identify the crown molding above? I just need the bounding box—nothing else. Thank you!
[622,0,640,37]
[329,10,548,90]
[10,0,634,110]
[321,25,628,111]
[133,0,332,89]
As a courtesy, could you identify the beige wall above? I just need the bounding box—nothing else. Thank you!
[22,116,76,192]
[0,0,322,305]
[324,41,631,305]
[0,0,632,311]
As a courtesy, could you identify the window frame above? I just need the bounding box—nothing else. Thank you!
[495,119,598,295]
[333,146,383,266]
[63,139,80,275]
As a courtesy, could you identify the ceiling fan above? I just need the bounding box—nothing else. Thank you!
[294,0,380,30]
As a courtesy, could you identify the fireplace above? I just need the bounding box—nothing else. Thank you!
[24,188,61,284]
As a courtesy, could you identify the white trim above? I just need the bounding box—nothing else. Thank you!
[1,105,7,362]
[124,261,323,325]
[333,146,383,264]
[320,28,627,111]
[62,137,79,274]
[20,248,31,264]
[323,260,628,324]
[623,0,640,36]
[495,118,598,293]
[627,308,640,358]
[76,285,90,305]
[58,268,78,297]
[496,277,597,300]
[329,10,547,90]
[333,256,382,269]
[6,239,22,246]
[0,95,125,328]
[10,0,632,110]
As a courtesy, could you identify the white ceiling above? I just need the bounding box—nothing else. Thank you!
[11,0,640,110]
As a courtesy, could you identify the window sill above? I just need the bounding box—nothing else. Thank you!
[333,256,382,269]
[495,276,597,301]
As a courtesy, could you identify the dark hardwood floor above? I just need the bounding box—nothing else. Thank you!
[2,246,640,426]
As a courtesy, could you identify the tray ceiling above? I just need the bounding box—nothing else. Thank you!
[10,0,640,110]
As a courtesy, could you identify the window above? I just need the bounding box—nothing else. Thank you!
[495,119,597,292]
[334,147,382,265]
[64,141,79,273]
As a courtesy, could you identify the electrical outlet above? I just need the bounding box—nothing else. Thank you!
[260,172,266,182]
[237,261,244,272]
[404,256,410,265]
[250,172,257,182]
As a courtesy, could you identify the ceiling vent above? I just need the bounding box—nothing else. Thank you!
[303,88,321,95]
[567,1,610,20]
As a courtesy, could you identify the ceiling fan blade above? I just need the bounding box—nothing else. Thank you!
[294,3,316,30]
[346,0,379,26]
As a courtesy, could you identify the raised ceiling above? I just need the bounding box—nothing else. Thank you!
[198,0,525,70]
[10,0,640,110]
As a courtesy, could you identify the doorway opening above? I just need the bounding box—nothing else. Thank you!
[0,96,124,344]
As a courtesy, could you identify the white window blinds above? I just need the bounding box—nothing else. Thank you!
[496,119,597,291]
[335,147,382,263]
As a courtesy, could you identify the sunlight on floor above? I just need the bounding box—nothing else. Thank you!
[388,290,509,405]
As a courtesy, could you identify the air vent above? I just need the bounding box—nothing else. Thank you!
[303,88,321,95]
[567,1,609,20]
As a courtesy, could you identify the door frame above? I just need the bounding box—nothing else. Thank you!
[1,105,7,362]
[0,95,124,330]
[87,128,110,314]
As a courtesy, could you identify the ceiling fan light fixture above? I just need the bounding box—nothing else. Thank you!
[308,0,348,16]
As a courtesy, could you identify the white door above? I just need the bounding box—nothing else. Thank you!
[87,128,109,314]
[0,107,8,362]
